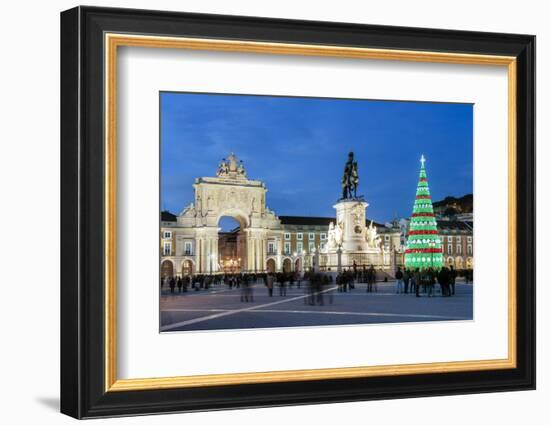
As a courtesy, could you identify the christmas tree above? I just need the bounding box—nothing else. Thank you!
[404,155,444,270]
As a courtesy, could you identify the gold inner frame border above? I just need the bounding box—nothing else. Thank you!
[104,33,517,392]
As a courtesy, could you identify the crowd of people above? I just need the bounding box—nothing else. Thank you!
[161,265,472,300]
[161,271,335,305]
[394,265,461,297]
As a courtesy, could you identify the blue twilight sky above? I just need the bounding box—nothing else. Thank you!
[160,92,473,230]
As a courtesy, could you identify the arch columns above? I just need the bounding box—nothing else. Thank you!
[195,227,219,274]
[245,228,268,273]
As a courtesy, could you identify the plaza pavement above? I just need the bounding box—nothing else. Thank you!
[160,279,473,332]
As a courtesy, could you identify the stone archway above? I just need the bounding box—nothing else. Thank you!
[282,258,292,273]
[266,258,276,273]
[175,153,283,274]
[182,259,194,276]
[295,258,302,272]
[161,260,174,278]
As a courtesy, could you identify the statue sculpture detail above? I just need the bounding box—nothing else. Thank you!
[366,220,382,249]
[341,151,359,199]
[216,153,247,179]
[216,158,229,176]
[327,221,344,250]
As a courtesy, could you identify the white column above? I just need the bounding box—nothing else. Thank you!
[203,238,208,273]
[255,239,260,272]
[247,233,254,273]
[197,238,203,273]
[260,238,265,272]
[213,237,219,273]
[276,237,283,272]
[206,238,211,274]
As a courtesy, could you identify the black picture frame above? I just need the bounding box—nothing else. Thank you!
[61,5,535,419]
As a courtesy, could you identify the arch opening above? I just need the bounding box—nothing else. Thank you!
[283,258,292,273]
[218,215,246,274]
[160,260,174,278]
[182,259,194,276]
[266,258,276,273]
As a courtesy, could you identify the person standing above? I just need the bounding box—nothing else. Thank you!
[169,276,175,294]
[427,268,435,297]
[240,275,249,302]
[278,273,287,297]
[367,264,376,292]
[183,275,189,292]
[449,265,457,295]
[395,267,404,294]
[267,273,274,297]
[414,268,421,297]
[403,269,410,294]
[438,266,450,296]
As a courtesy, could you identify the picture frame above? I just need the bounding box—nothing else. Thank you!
[60,5,535,419]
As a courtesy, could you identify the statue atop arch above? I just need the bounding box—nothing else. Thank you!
[341,151,359,199]
[216,152,247,180]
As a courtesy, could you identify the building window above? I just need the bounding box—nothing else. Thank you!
[163,231,172,239]
[308,232,315,241]
[467,236,473,243]
[268,241,276,255]
[456,245,462,255]
[467,244,473,255]
[296,233,303,241]
[309,242,315,252]
[284,233,290,240]
[184,241,193,256]
[320,241,326,250]
[296,242,303,253]
[447,244,452,255]
[384,235,390,241]
[448,235,453,242]
[320,233,327,241]
[284,242,291,255]
[163,242,172,256]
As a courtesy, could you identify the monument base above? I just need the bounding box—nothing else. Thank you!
[333,198,369,252]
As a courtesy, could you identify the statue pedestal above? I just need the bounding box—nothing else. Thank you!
[333,198,369,252]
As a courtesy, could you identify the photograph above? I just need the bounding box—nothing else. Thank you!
[159,92,474,332]
[56,4,536,419]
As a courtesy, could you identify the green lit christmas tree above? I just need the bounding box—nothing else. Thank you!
[404,155,444,270]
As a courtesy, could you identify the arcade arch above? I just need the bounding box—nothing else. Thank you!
[266,258,276,273]
[160,259,174,278]
[282,258,292,273]
[181,259,194,276]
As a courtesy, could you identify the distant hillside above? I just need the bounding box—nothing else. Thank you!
[433,194,473,216]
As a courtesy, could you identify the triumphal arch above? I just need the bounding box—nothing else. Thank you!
[169,153,283,274]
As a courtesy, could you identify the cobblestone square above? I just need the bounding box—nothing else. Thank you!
[160,279,473,332]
